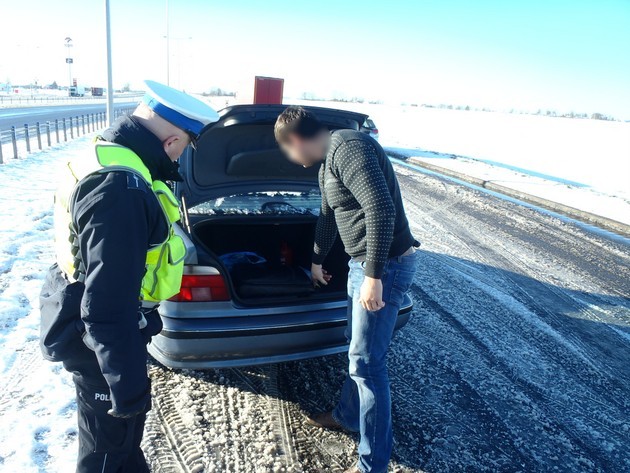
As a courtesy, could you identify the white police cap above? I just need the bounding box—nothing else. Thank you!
[142,80,220,136]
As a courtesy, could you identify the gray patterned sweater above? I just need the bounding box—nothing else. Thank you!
[312,129,417,278]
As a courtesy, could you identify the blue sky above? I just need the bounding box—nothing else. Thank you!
[1,0,628,117]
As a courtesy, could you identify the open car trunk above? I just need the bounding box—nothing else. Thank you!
[192,216,349,304]
[176,105,366,305]
[176,104,368,207]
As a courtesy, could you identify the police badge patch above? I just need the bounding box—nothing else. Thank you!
[127,172,147,192]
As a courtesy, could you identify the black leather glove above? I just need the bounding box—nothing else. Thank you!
[108,405,146,419]
[140,307,163,344]
[107,379,151,418]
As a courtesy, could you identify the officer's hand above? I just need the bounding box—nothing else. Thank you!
[108,406,145,419]
[107,380,151,419]
[311,263,332,287]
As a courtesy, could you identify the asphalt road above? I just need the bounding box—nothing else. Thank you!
[142,163,630,472]
[0,101,139,131]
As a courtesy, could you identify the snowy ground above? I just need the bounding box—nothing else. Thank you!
[0,121,629,472]
[0,138,88,471]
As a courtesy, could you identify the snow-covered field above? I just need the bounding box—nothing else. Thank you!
[0,108,629,472]
[315,102,630,194]
[292,100,630,217]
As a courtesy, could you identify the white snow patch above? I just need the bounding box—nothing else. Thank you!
[0,136,96,472]
[403,154,630,226]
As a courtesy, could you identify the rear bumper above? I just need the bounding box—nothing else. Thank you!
[148,295,413,369]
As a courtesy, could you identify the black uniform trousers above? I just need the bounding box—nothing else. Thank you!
[62,342,150,473]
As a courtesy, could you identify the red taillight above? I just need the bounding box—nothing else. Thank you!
[372,128,379,134]
[169,274,230,302]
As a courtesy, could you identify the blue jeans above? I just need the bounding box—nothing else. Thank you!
[333,251,419,473]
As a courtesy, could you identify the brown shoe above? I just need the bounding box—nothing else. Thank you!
[304,411,344,431]
[344,464,361,473]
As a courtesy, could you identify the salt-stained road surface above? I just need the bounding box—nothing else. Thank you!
[0,138,628,472]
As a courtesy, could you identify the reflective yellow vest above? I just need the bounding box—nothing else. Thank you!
[54,141,186,303]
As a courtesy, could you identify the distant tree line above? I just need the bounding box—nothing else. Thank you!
[300,92,382,105]
[203,87,236,97]
[413,103,619,121]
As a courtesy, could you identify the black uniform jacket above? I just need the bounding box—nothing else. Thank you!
[40,115,181,416]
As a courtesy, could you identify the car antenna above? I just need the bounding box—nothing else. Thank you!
[180,193,192,235]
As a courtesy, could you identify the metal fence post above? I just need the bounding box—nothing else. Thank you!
[63,119,68,142]
[55,119,60,143]
[24,124,31,153]
[11,126,18,159]
[46,122,52,147]
[76,116,80,136]
[70,117,74,139]
[82,115,86,134]
[36,122,42,150]
[0,132,4,164]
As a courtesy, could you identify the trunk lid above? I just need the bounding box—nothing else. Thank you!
[175,104,368,207]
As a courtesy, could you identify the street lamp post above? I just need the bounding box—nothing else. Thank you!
[166,0,170,85]
[105,0,114,125]
[64,37,73,92]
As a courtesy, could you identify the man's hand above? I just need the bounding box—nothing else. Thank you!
[359,276,385,311]
[311,263,332,287]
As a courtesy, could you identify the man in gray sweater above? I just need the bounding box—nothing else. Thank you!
[275,107,419,473]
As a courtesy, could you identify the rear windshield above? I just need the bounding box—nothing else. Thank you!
[188,190,322,216]
[364,119,376,128]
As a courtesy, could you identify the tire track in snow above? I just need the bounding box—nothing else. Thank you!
[146,362,306,472]
[145,364,205,473]
[0,341,41,413]
[228,365,303,472]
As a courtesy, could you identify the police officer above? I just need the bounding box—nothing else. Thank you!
[39,81,218,472]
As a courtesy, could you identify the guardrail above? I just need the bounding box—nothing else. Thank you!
[0,107,135,164]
